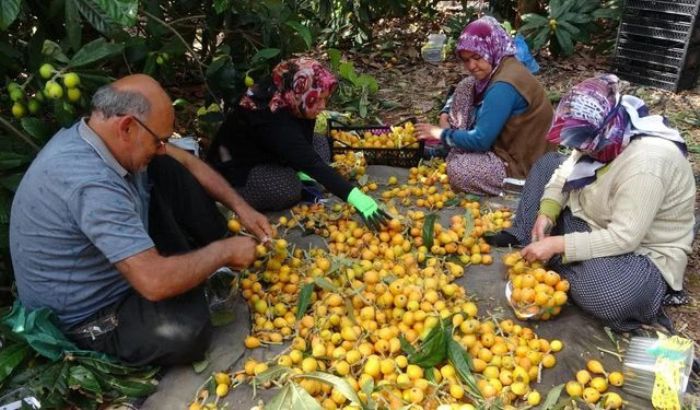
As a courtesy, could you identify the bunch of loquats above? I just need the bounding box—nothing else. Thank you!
[191,218,576,409]
[502,252,569,321]
[564,360,625,409]
[329,122,419,149]
[331,152,367,181]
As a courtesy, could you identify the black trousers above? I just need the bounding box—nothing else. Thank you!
[68,156,228,366]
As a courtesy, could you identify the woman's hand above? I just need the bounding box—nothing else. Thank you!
[521,236,564,263]
[415,123,444,142]
[531,214,554,243]
[438,113,450,129]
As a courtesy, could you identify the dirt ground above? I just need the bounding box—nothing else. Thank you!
[331,17,700,346]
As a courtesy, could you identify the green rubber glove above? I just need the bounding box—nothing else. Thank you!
[296,171,316,183]
[346,188,391,230]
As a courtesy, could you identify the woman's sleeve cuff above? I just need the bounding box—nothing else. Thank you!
[440,129,454,147]
[538,198,561,222]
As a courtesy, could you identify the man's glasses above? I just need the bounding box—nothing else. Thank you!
[120,114,172,147]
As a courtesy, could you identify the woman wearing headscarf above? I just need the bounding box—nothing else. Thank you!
[208,58,389,229]
[489,74,695,331]
[416,16,555,196]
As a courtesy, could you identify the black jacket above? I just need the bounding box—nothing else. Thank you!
[208,106,354,201]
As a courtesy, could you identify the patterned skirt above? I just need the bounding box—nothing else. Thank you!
[446,148,506,196]
[237,135,330,211]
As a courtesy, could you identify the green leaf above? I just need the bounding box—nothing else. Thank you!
[0,152,31,170]
[255,365,290,384]
[70,38,124,67]
[0,173,24,192]
[267,381,323,410]
[552,0,574,19]
[213,0,231,14]
[296,283,314,320]
[327,48,341,70]
[399,335,416,355]
[554,28,575,56]
[561,12,592,24]
[74,0,119,36]
[252,48,281,62]
[542,383,565,409]
[21,117,52,143]
[65,0,83,51]
[301,372,364,408]
[425,367,437,383]
[520,13,548,31]
[68,365,103,395]
[532,27,551,51]
[286,21,312,49]
[557,20,580,36]
[76,355,144,376]
[42,40,71,64]
[408,323,446,368]
[172,98,190,108]
[592,8,618,19]
[192,357,209,374]
[447,338,481,400]
[0,343,30,384]
[38,360,71,397]
[90,0,138,27]
[99,374,157,397]
[0,0,21,31]
[339,62,357,83]
[422,213,438,250]
[314,277,338,292]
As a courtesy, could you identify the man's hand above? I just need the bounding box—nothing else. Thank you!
[227,237,257,269]
[521,236,564,263]
[438,113,450,129]
[531,214,554,243]
[235,201,274,243]
[415,123,443,142]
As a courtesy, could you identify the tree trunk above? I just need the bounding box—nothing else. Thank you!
[516,0,541,27]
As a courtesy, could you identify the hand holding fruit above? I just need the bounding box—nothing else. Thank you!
[234,201,274,243]
[531,214,554,242]
[521,235,564,263]
[415,123,443,142]
[226,236,257,269]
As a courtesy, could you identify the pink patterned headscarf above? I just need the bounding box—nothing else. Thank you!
[456,16,516,101]
[240,58,337,119]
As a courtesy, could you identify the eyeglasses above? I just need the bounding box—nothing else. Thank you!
[120,114,172,147]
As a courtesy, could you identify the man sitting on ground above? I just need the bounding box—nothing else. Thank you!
[9,74,272,366]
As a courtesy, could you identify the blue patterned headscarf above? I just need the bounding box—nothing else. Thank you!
[547,74,687,190]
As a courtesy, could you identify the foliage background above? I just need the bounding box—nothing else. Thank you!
[0,0,620,304]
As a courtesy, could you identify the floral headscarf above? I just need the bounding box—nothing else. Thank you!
[548,74,686,190]
[240,58,337,119]
[456,16,516,100]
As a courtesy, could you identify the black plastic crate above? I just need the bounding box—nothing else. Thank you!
[619,18,700,43]
[326,118,424,168]
[623,7,695,24]
[617,42,700,70]
[613,60,700,91]
[624,0,700,16]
